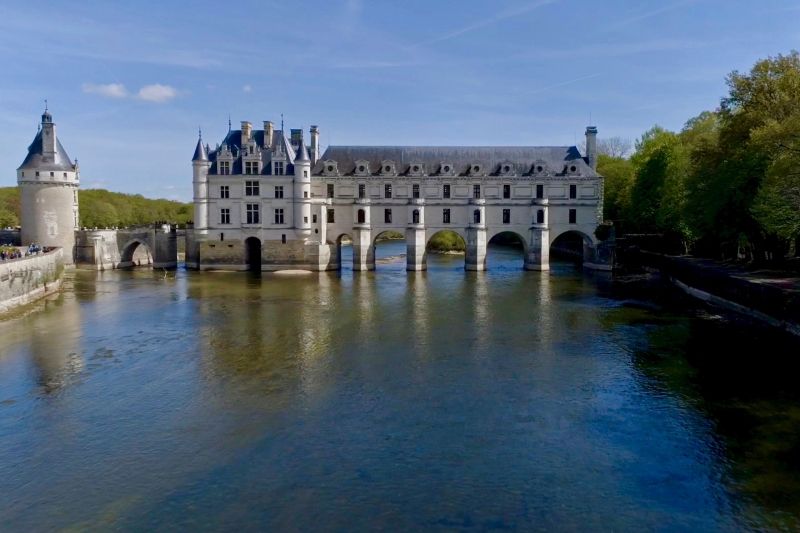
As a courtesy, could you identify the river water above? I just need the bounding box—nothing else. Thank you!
[1,241,800,531]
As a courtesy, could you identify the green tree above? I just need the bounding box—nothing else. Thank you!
[597,154,634,227]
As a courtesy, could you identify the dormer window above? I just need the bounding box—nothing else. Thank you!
[499,163,515,176]
[244,161,259,175]
[219,161,231,175]
[274,161,284,175]
[409,163,424,176]
[322,160,339,176]
[354,160,370,176]
[469,164,483,176]
[381,160,396,175]
[440,163,453,176]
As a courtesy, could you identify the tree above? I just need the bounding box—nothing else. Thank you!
[597,137,633,158]
[597,154,634,226]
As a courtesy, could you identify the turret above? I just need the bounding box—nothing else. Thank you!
[585,126,598,171]
[192,130,210,233]
[293,132,312,232]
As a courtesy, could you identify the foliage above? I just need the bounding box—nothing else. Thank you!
[597,154,634,225]
[0,187,20,228]
[427,231,466,252]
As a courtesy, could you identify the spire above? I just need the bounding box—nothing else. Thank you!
[295,131,310,162]
[192,129,208,162]
[41,100,52,124]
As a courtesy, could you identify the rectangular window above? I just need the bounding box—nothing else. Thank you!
[245,161,259,175]
[443,184,451,199]
[245,180,260,197]
[384,209,392,223]
[385,183,392,199]
[275,185,284,199]
[327,209,335,223]
[312,214,318,224]
[502,209,510,224]
[219,161,230,175]
[327,183,334,198]
[412,184,420,199]
[536,184,544,199]
[358,183,366,199]
[569,209,577,224]
[274,161,285,175]
[537,209,545,224]
[443,208,451,224]
[274,208,284,224]
[220,208,230,224]
[569,184,577,199]
[503,184,511,199]
[473,184,481,199]
[282,234,287,244]
[246,203,260,224]
[220,185,230,199]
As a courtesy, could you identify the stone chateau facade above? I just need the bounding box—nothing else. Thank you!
[187,121,604,271]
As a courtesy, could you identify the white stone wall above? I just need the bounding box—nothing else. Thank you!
[19,183,78,263]
[0,248,64,314]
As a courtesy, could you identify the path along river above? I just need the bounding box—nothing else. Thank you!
[1,241,800,531]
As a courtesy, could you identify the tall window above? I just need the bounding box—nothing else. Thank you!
[327,183,334,198]
[503,184,511,199]
[412,184,420,199]
[384,209,392,223]
[220,208,230,224]
[358,183,366,199]
[569,209,577,224]
[275,185,284,199]
[274,208,284,224]
[355,209,365,224]
[245,180,260,196]
[536,184,544,199]
[246,203,260,224]
[274,161,285,175]
[473,209,481,224]
[220,185,230,199]
[473,184,481,199]
[327,209,335,223]
[537,209,544,224]
[443,184,451,199]
[569,184,577,199]
[245,161,259,175]
[443,208,451,224]
[502,209,510,224]
[384,183,392,199]
[412,209,420,224]
[219,161,230,175]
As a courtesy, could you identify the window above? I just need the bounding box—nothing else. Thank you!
[50,172,54,177]
[569,209,577,224]
[220,185,230,199]
[274,161,285,175]
[246,203,260,224]
[304,191,309,198]
[412,184,420,199]
[219,161,230,175]
[537,209,544,224]
[220,208,230,224]
[245,180,260,197]
[274,208,284,224]
[275,185,284,199]
[503,184,511,199]
[304,216,308,223]
[357,209,366,224]
[443,208,451,224]
[502,209,510,224]
[282,234,287,244]
[473,209,481,224]
[384,209,392,223]
[245,161,259,175]
[35,171,40,177]
[220,233,224,241]
[385,183,392,199]
[473,184,481,199]
[443,184,451,199]
[312,214,318,224]
[327,209,335,223]
[536,184,544,199]
[327,183,334,198]
[412,209,420,224]
[569,184,577,199]
[358,183,366,199]
[304,170,308,178]
[63,172,67,178]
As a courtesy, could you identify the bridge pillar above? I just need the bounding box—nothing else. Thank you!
[406,227,426,271]
[525,227,550,271]
[465,226,487,271]
[352,227,374,271]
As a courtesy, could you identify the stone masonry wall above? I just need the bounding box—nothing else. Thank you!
[0,248,64,314]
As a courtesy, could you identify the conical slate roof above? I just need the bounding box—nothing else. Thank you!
[295,136,310,162]
[17,129,75,172]
[192,136,208,161]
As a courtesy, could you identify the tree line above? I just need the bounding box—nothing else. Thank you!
[599,51,800,262]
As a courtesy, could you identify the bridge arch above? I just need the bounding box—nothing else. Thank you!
[550,229,595,263]
[424,229,467,270]
[244,236,261,272]
[119,239,153,268]
[327,233,353,270]
[486,229,529,270]
[372,230,406,269]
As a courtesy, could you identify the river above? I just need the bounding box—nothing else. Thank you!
[1,241,799,531]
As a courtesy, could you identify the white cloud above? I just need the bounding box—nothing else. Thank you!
[82,82,128,98]
[242,84,252,93]
[136,84,178,103]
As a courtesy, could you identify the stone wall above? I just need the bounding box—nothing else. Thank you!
[0,248,64,314]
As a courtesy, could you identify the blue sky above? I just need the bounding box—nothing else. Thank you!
[0,0,797,201]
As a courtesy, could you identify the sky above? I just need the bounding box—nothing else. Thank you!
[0,0,798,201]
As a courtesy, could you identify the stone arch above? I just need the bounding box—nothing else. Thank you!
[424,229,467,269]
[244,236,261,272]
[372,230,406,269]
[119,239,153,268]
[326,233,353,270]
[486,230,529,270]
[549,229,595,263]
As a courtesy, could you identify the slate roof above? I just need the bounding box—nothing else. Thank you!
[207,128,302,175]
[192,137,208,161]
[17,129,75,172]
[313,145,597,177]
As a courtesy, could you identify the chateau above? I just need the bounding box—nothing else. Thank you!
[187,121,604,271]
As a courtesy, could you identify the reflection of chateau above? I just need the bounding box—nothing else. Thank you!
[188,121,604,271]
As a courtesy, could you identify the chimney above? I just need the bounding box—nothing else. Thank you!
[585,126,598,171]
[290,128,302,148]
[41,110,56,155]
[241,121,252,143]
[310,125,320,164]
[264,121,274,147]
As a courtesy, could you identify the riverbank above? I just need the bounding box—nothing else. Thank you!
[0,248,64,315]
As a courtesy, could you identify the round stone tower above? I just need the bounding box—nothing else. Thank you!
[17,107,80,263]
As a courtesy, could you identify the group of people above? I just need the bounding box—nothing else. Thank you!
[0,243,43,262]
